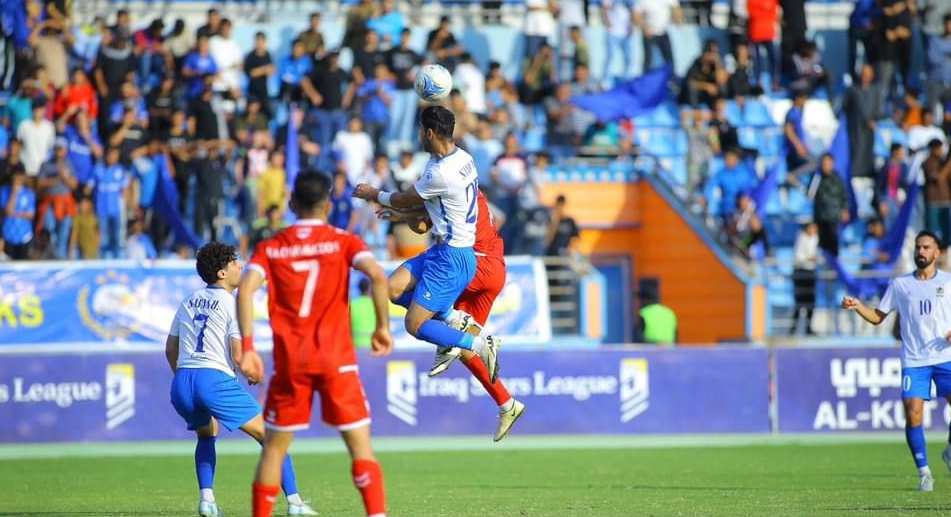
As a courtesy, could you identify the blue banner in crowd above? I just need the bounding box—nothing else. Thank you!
[775,347,948,432]
[0,257,551,347]
[571,66,671,122]
[0,347,770,442]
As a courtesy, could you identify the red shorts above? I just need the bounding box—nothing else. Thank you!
[454,255,506,326]
[263,365,371,432]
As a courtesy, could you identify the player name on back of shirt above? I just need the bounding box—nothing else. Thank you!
[265,241,342,259]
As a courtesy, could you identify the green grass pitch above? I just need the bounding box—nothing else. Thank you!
[3,435,951,516]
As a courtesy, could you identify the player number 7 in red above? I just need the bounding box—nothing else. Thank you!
[291,259,321,318]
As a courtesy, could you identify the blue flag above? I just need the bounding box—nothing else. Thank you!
[152,161,204,251]
[285,107,301,188]
[829,115,858,222]
[829,180,919,298]
[752,157,783,220]
[570,66,671,122]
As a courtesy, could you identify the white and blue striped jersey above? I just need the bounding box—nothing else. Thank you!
[414,147,479,248]
[169,286,240,376]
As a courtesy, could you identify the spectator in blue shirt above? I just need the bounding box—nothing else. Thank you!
[125,216,157,261]
[329,171,359,232]
[182,35,218,99]
[367,0,406,48]
[279,39,313,104]
[848,0,880,79]
[784,88,813,182]
[357,63,395,152]
[87,148,130,259]
[0,169,36,260]
[702,147,759,220]
[63,122,102,186]
[862,218,892,271]
[927,15,951,113]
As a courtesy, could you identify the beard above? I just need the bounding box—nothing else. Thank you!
[916,255,934,269]
[420,137,432,153]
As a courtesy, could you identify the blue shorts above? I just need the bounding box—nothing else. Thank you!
[170,368,260,431]
[400,244,477,313]
[902,363,951,400]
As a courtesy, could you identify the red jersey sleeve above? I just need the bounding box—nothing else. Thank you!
[342,231,373,269]
[247,240,272,280]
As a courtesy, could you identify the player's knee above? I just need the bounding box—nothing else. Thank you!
[904,403,925,426]
[387,279,404,304]
[404,314,423,336]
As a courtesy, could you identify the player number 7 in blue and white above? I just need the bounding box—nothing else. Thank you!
[194,314,209,352]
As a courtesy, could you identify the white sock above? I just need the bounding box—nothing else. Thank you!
[286,493,303,505]
[470,336,486,355]
[200,489,215,503]
[920,466,932,477]
[443,308,460,325]
[499,399,515,412]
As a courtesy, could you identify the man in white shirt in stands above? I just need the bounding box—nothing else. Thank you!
[600,0,633,83]
[17,101,56,187]
[634,0,682,74]
[842,230,951,492]
[209,19,243,111]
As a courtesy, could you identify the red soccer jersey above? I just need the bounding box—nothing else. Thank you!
[248,219,373,374]
[473,190,504,258]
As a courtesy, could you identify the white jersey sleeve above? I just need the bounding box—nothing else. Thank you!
[174,286,240,376]
[878,280,895,314]
[414,148,479,248]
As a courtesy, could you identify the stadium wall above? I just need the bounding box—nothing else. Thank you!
[0,346,934,443]
[540,177,766,344]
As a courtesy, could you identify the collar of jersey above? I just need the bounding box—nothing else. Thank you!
[294,219,326,226]
[206,285,224,290]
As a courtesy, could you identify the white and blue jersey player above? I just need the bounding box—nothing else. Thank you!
[164,242,317,516]
[843,230,951,492]
[352,105,500,382]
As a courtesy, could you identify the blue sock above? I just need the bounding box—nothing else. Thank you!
[394,291,414,309]
[195,436,216,490]
[417,320,475,349]
[281,454,299,496]
[906,425,929,468]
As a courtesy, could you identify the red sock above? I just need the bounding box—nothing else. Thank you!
[463,354,512,406]
[252,482,280,517]
[352,459,387,516]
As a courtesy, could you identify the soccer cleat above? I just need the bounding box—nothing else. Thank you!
[429,346,462,377]
[480,335,500,383]
[943,448,951,476]
[287,500,319,515]
[494,399,525,442]
[920,474,934,492]
[198,500,220,517]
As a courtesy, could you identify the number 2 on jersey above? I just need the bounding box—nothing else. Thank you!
[292,259,321,317]
[465,181,478,224]
[193,314,209,352]
[921,299,933,316]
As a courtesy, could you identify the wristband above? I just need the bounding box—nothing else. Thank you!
[377,191,393,207]
[241,335,254,353]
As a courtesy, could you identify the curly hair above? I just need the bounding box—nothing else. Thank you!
[195,242,237,285]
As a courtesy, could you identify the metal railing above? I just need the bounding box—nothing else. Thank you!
[541,254,595,336]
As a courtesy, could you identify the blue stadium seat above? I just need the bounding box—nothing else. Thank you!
[742,100,774,126]
[522,128,546,153]
[647,129,680,157]
[738,127,759,150]
[725,101,743,126]
[786,188,813,217]
[649,102,681,127]
[675,130,689,155]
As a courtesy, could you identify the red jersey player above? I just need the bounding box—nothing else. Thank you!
[237,171,393,517]
[379,189,526,441]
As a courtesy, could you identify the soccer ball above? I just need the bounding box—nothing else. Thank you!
[414,64,453,102]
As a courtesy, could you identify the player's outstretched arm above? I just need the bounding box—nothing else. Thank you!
[353,183,425,210]
[841,295,888,325]
[377,206,432,234]
[164,335,179,373]
[353,255,394,357]
[236,269,265,383]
